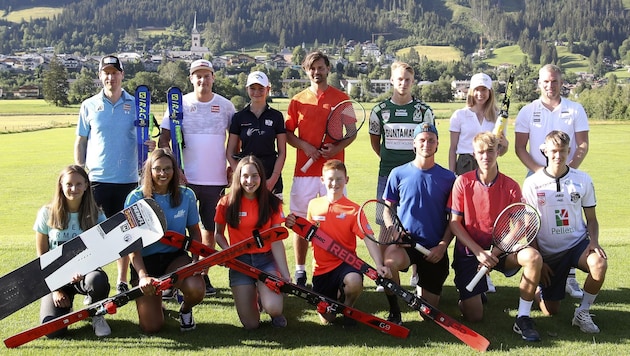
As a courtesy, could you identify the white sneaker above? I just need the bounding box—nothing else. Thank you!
[566,277,583,299]
[92,315,111,337]
[486,275,496,293]
[409,274,419,287]
[376,285,385,292]
[572,309,600,333]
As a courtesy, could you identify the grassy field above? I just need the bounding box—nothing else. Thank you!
[0,101,628,355]
[1,7,63,22]
[396,45,463,62]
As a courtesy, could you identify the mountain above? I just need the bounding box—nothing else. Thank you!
[1,0,628,63]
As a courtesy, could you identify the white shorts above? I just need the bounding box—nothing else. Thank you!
[289,177,326,217]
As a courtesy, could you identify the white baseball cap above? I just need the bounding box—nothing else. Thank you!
[246,71,269,87]
[470,73,492,89]
[189,59,213,75]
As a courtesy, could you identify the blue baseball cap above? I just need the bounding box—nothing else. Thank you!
[414,122,438,138]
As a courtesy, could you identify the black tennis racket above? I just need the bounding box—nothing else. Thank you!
[358,199,431,256]
[465,202,541,292]
[300,99,365,173]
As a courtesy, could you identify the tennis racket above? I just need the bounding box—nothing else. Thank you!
[465,202,541,292]
[300,99,365,173]
[358,199,431,256]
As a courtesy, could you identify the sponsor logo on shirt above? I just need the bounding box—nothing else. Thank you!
[174,209,185,219]
[211,105,220,113]
[265,119,273,126]
[552,208,575,234]
[533,111,541,123]
[382,110,390,123]
[336,213,346,219]
[537,192,546,206]
[394,109,409,117]
[570,192,581,203]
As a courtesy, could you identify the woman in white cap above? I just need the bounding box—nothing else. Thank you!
[227,71,287,199]
[448,73,508,176]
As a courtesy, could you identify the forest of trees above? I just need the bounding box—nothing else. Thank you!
[1,0,629,62]
[2,0,630,119]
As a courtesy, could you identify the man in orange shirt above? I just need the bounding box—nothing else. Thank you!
[286,160,389,324]
[285,51,355,287]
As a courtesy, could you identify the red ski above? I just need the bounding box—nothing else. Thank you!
[160,231,410,339]
[289,217,490,352]
[4,227,288,348]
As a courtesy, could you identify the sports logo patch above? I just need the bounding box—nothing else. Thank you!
[570,192,580,203]
[537,192,546,206]
[554,209,569,227]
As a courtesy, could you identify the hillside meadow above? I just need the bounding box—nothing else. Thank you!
[0,101,628,355]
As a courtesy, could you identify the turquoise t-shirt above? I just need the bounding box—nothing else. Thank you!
[125,186,200,256]
[33,207,106,250]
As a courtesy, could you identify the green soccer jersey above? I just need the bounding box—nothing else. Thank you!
[368,98,434,177]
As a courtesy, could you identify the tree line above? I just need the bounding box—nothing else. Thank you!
[1,0,628,66]
[40,52,629,120]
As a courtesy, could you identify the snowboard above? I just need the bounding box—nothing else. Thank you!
[0,198,167,321]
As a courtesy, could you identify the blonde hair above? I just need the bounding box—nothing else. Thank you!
[391,61,414,77]
[472,132,499,151]
[466,83,498,123]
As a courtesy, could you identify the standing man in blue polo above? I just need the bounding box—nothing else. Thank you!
[74,55,155,294]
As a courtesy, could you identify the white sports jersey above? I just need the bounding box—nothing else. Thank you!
[522,167,596,256]
[514,98,589,167]
[161,92,235,185]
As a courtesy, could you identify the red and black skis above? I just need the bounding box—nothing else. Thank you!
[159,231,410,339]
[290,216,490,352]
[4,227,288,348]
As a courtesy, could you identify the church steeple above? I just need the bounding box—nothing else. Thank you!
[191,12,200,49]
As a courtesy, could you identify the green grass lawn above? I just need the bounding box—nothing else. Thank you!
[396,45,463,62]
[1,7,63,22]
[0,109,628,354]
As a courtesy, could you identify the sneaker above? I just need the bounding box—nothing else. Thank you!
[565,277,583,299]
[295,270,307,288]
[513,316,541,342]
[271,315,288,328]
[410,273,419,288]
[179,308,196,331]
[376,285,385,292]
[486,275,496,293]
[572,309,600,333]
[92,315,111,337]
[116,282,129,294]
[387,311,402,326]
[203,275,216,296]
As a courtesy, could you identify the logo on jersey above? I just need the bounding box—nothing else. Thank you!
[555,209,569,226]
[570,192,581,203]
[537,192,546,206]
[382,110,390,123]
[211,105,220,113]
